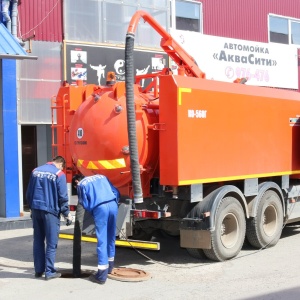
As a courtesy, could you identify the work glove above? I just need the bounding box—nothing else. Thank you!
[64,212,73,226]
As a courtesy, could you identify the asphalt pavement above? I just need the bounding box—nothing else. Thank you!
[2,218,300,300]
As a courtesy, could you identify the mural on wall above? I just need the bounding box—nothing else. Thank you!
[66,44,168,87]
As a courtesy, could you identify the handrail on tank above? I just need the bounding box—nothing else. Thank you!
[127,10,206,79]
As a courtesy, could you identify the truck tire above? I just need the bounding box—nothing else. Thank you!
[186,248,206,259]
[160,229,180,238]
[246,190,283,249]
[203,197,246,261]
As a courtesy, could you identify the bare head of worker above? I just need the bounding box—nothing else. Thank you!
[72,174,85,188]
[52,155,66,170]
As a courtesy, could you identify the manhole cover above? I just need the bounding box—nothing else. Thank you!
[108,267,151,282]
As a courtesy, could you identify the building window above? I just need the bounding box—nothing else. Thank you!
[269,15,300,46]
[64,0,168,48]
[291,21,300,45]
[170,0,202,32]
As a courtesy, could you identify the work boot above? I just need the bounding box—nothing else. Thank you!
[89,269,108,285]
[35,272,44,278]
[89,274,106,285]
[108,261,114,274]
[45,272,61,280]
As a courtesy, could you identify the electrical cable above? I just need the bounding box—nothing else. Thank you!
[117,225,215,269]
[19,0,60,39]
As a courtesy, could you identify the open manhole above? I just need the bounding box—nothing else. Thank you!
[60,269,94,278]
[108,267,151,282]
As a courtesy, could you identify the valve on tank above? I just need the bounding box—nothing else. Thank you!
[106,71,116,86]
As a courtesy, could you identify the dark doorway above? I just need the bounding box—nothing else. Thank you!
[22,125,37,209]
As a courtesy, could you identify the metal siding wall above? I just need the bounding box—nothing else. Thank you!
[17,0,300,43]
[19,41,62,124]
[18,0,62,42]
[200,0,300,42]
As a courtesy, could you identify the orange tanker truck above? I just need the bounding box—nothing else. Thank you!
[53,10,300,262]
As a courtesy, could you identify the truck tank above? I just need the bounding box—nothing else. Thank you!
[68,81,159,197]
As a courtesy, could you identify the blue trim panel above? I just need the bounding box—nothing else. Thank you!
[2,59,20,217]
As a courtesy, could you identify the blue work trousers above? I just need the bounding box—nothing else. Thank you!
[31,209,60,277]
[93,200,118,281]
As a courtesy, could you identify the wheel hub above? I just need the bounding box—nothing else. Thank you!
[220,213,239,249]
[263,204,278,237]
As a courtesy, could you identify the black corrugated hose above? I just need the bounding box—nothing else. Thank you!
[125,33,143,204]
[72,203,85,277]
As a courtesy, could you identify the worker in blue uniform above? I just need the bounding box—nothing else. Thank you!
[26,156,73,280]
[74,174,119,284]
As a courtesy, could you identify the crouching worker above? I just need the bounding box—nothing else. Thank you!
[74,174,120,284]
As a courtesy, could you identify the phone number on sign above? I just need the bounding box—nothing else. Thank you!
[225,67,269,82]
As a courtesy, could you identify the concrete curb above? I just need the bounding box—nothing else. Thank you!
[0,211,76,231]
[0,217,32,231]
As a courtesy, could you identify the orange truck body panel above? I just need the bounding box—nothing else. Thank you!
[159,75,300,186]
[53,82,97,182]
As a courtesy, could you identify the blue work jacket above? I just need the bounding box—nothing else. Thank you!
[77,175,120,213]
[26,162,69,217]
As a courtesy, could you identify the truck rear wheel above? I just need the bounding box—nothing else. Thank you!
[203,197,246,261]
[246,190,283,249]
[186,248,206,259]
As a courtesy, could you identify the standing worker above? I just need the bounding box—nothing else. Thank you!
[74,174,119,284]
[26,155,73,280]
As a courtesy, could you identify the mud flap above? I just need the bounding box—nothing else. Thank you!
[180,217,211,249]
[180,229,211,249]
